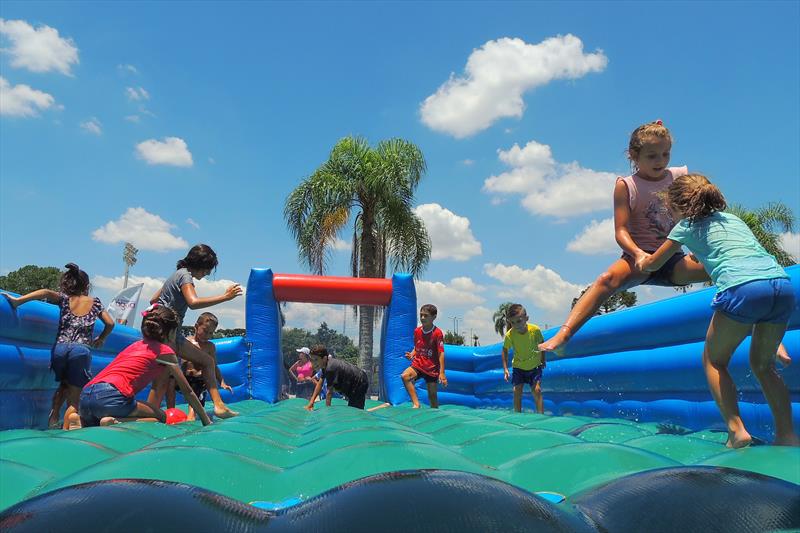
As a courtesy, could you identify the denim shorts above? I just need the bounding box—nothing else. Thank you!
[512,366,543,387]
[711,278,796,324]
[79,382,136,427]
[51,343,92,388]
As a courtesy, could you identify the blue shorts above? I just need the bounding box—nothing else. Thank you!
[79,382,136,427]
[711,278,796,324]
[512,366,543,387]
[51,343,92,388]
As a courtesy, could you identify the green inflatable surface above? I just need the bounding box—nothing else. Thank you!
[1,398,798,511]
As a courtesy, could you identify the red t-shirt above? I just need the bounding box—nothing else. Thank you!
[411,326,444,377]
[86,339,176,398]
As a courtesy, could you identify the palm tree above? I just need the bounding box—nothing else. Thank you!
[284,136,432,390]
[493,302,513,338]
[726,203,796,266]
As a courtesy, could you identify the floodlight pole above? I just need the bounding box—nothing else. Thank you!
[122,242,139,289]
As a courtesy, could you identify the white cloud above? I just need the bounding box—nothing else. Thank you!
[125,86,150,101]
[567,217,618,255]
[332,238,351,251]
[484,263,583,316]
[92,274,247,329]
[283,302,354,339]
[414,203,482,261]
[124,114,140,123]
[484,139,616,218]
[80,117,102,135]
[461,305,497,345]
[117,64,138,75]
[0,76,56,117]
[186,218,200,230]
[420,35,607,138]
[0,18,79,75]
[92,207,189,252]
[780,232,799,263]
[135,137,193,167]
[461,159,475,166]
[416,277,485,307]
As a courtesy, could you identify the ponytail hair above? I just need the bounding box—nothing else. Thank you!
[60,263,90,296]
[141,305,180,343]
[666,174,727,222]
[176,244,219,272]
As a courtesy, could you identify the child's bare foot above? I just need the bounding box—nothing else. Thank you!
[214,406,239,419]
[99,417,120,426]
[726,429,752,449]
[776,351,791,368]
[65,412,82,431]
[411,404,421,409]
[773,434,800,447]
[538,326,571,357]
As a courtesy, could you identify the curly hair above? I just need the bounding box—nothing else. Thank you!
[141,305,180,342]
[665,173,727,222]
[60,263,90,296]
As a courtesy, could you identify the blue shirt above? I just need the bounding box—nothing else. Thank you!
[667,212,788,292]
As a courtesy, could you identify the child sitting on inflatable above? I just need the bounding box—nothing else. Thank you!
[179,312,232,421]
[638,174,798,448]
[305,345,369,410]
[76,305,210,427]
[401,304,447,408]
[502,304,546,414]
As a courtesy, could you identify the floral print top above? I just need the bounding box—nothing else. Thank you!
[55,293,103,345]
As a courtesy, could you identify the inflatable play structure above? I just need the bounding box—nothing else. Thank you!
[1,266,798,437]
[1,266,799,529]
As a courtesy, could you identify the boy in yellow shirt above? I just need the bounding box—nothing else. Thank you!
[502,304,546,413]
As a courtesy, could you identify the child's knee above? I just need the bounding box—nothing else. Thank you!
[596,271,622,292]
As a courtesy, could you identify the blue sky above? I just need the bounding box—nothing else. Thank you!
[1,1,799,345]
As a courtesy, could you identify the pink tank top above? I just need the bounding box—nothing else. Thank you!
[296,361,313,381]
[618,166,688,252]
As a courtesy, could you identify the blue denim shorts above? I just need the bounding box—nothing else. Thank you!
[51,343,92,388]
[79,382,136,427]
[711,278,796,324]
[512,366,543,387]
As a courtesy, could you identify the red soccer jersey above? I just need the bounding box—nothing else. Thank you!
[86,339,175,398]
[411,326,444,378]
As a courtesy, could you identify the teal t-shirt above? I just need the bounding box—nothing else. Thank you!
[667,212,788,292]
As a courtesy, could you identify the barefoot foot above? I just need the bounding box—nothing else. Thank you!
[776,351,791,368]
[99,417,120,426]
[726,429,752,449]
[214,406,239,419]
[65,412,82,431]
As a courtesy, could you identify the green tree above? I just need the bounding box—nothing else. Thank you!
[284,136,431,390]
[444,330,465,345]
[0,265,62,294]
[492,302,514,338]
[572,285,637,314]
[726,203,796,266]
[280,323,359,368]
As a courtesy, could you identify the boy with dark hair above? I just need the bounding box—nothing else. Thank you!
[305,345,369,410]
[401,304,447,408]
[502,304,546,413]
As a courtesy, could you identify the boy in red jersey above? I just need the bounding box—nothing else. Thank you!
[401,304,447,408]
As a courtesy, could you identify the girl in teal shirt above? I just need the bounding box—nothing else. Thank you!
[639,173,797,449]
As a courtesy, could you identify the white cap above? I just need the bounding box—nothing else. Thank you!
[296,347,310,355]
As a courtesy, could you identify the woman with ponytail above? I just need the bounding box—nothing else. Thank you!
[639,174,797,448]
[3,263,114,429]
[76,305,210,427]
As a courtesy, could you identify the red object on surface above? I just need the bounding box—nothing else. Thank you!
[272,273,393,306]
[165,408,188,425]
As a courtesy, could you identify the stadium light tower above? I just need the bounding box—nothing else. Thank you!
[122,242,138,289]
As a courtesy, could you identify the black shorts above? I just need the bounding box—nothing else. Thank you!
[624,251,687,286]
[414,371,438,384]
[512,366,543,387]
[345,372,369,409]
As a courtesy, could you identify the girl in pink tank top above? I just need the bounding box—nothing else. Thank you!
[539,121,710,355]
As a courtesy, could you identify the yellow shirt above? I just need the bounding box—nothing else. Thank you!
[503,323,544,370]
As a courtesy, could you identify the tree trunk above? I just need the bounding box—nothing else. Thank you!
[358,205,377,394]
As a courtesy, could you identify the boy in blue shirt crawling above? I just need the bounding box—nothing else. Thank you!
[502,304,546,413]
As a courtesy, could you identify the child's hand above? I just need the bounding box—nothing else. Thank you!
[91,337,106,349]
[634,253,650,272]
[225,284,243,301]
[221,382,234,393]
[503,368,510,382]
[439,373,448,388]
[2,293,20,308]
[405,351,413,360]
[304,404,314,411]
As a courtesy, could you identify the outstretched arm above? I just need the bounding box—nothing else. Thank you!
[638,239,682,272]
[181,283,242,310]
[3,289,61,308]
